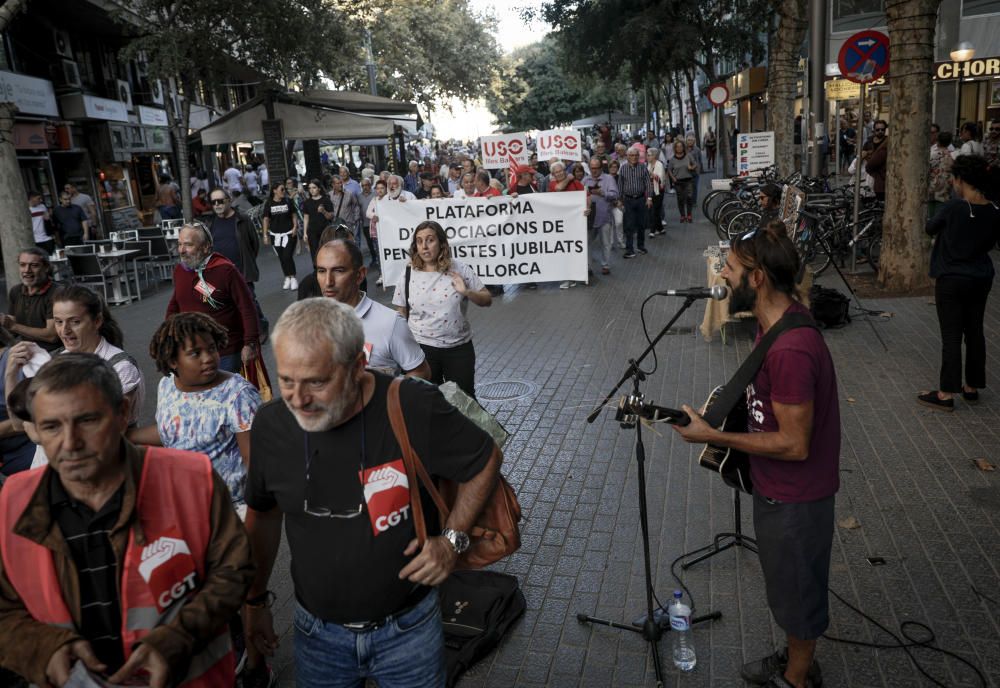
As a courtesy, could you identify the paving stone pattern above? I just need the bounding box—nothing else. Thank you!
[21,198,999,687]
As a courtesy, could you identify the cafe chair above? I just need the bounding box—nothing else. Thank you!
[146,235,175,280]
[67,253,116,304]
[122,240,156,298]
[137,227,163,239]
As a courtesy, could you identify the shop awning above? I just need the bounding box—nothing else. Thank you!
[570,111,645,129]
[196,90,420,146]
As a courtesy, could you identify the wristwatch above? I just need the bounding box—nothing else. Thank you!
[441,528,470,554]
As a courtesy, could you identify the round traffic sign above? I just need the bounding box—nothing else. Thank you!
[838,30,890,84]
[707,83,729,107]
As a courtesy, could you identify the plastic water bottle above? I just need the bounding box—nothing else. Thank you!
[669,590,697,671]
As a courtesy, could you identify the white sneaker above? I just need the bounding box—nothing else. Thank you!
[559,281,576,289]
[376,277,383,286]
[282,276,290,290]
[289,276,298,290]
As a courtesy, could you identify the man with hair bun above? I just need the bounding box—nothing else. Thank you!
[674,220,840,688]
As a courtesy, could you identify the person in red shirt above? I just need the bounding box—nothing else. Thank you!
[472,170,501,197]
[166,223,259,373]
[191,189,212,215]
[547,161,584,193]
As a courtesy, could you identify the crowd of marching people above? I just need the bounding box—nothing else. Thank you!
[0,124,716,688]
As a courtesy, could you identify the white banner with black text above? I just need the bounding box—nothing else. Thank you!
[377,192,589,287]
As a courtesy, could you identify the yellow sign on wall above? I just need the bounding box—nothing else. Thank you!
[825,79,861,100]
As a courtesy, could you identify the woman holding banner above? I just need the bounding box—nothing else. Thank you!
[393,220,491,398]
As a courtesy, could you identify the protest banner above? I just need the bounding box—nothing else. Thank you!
[536,129,582,161]
[377,192,589,287]
[480,133,529,169]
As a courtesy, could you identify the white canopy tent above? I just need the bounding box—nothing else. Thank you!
[197,90,419,145]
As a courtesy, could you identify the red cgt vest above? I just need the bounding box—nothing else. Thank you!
[0,447,234,686]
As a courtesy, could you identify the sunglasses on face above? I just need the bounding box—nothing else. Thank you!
[874,128,886,133]
[211,199,227,205]
[991,128,1000,132]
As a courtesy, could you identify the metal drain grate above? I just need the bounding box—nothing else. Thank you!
[476,379,537,401]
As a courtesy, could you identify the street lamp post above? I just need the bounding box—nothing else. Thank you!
[808,0,828,177]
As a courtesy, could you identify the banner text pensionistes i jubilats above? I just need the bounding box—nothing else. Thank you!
[377,193,589,287]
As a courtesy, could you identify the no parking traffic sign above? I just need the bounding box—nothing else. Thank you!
[838,30,890,84]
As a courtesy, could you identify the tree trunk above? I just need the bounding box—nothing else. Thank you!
[685,68,700,142]
[767,0,808,177]
[0,0,34,284]
[0,103,35,285]
[878,0,942,292]
[671,72,684,132]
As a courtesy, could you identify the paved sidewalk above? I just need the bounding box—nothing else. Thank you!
[20,203,999,687]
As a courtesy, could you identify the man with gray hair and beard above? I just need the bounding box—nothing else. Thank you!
[166,222,260,373]
[243,298,499,688]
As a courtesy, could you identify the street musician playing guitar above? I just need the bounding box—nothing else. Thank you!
[674,221,841,688]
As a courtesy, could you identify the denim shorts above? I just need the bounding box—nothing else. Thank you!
[753,493,835,640]
[293,589,445,688]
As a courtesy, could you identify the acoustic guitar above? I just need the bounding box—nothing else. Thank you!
[616,389,753,494]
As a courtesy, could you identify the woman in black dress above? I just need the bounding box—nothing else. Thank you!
[302,178,333,262]
[919,155,1000,411]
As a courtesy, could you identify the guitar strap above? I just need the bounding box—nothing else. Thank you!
[702,311,818,427]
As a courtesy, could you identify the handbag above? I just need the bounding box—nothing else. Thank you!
[387,378,521,569]
[240,357,273,401]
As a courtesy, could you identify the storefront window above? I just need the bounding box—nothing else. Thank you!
[97,163,133,212]
[963,0,1000,16]
[833,0,885,32]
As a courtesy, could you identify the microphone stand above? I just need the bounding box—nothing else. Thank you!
[579,295,721,687]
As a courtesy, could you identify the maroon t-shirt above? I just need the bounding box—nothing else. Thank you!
[746,302,840,503]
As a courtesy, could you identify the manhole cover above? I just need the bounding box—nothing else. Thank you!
[477,379,537,401]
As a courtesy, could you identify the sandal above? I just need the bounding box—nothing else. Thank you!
[962,389,980,403]
[917,391,954,412]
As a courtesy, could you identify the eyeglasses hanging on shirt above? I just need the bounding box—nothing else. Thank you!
[303,407,366,518]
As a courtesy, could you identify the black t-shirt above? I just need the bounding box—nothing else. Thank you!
[302,196,333,231]
[246,373,492,622]
[211,215,242,273]
[8,281,59,351]
[52,204,87,238]
[264,199,294,235]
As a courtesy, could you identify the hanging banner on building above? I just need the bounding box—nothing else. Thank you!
[376,192,589,287]
[536,129,582,161]
[737,132,775,176]
[480,133,529,169]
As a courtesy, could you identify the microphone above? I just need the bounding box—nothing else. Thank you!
[657,285,729,300]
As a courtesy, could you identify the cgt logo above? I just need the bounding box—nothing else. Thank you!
[138,533,199,612]
[158,571,197,609]
[375,504,411,532]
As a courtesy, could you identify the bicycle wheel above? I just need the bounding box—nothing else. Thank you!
[702,189,730,219]
[706,192,735,224]
[724,210,761,240]
[866,234,882,270]
[796,228,831,276]
[716,204,747,239]
[713,199,745,231]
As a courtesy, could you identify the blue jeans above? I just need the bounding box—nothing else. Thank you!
[293,590,445,688]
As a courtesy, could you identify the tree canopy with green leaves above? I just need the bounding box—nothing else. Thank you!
[324,0,502,111]
[535,0,769,86]
[485,41,624,131]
